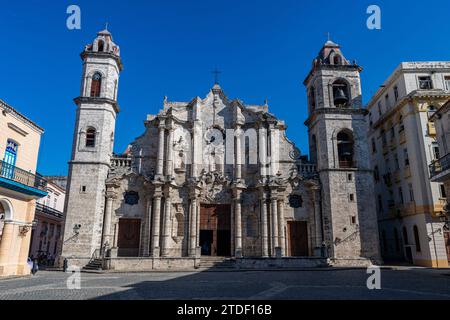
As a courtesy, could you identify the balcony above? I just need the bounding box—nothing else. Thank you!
[298,163,317,178]
[0,160,47,199]
[35,203,64,219]
[429,153,450,182]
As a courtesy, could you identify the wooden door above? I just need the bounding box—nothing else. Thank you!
[200,205,231,257]
[118,219,141,257]
[289,221,309,257]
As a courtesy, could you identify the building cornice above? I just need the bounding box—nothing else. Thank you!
[304,107,368,126]
[371,90,450,130]
[0,99,44,134]
[74,96,120,114]
[80,51,123,71]
[303,64,362,86]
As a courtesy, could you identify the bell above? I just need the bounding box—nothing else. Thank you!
[334,88,348,106]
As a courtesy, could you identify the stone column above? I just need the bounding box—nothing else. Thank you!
[161,195,172,257]
[142,197,152,257]
[191,121,201,178]
[166,125,175,178]
[151,193,162,257]
[0,223,14,266]
[270,196,279,255]
[260,192,269,257]
[258,126,268,177]
[102,189,116,249]
[156,121,165,176]
[277,199,286,257]
[234,190,243,257]
[113,223,119,248]
[269,124,279,176]
[235,125,242,180]
[189,197,198,257]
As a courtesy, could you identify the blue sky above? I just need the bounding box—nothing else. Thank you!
[1,0,450,175]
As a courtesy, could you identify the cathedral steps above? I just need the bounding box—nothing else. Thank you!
[198,257,236,270]
[82,259,103,271]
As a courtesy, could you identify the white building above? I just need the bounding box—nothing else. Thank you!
[367,62,450,268]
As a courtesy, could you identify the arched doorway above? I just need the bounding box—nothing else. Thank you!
[0,199,13,245]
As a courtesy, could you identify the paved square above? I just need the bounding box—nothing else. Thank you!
[0,268,449,300]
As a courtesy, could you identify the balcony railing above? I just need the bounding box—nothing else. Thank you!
[298,163,317,177]
[111,155,132,168]
[35,202,64,219]
[0,160,47,191]
[429,153,450,180]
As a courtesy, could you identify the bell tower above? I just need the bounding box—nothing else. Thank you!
[304,40,381,263]
[61,29,123,267]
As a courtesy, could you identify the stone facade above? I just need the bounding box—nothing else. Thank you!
[60,32,381,270]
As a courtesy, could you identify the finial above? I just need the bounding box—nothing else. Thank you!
[327,32,331,42]
[105,22,109,31]
[264,98,268,106]
[212,67,221,85]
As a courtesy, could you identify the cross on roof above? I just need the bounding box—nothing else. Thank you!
[212,68,221,85]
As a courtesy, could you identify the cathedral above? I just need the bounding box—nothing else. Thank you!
[61,30,381,270]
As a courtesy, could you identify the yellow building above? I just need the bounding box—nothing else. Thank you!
[0,99,47,277]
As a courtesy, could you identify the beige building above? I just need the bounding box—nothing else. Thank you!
[29,177,66,265]
[0,99,47,277]
[429,100,450,263]
[367,62,450,268]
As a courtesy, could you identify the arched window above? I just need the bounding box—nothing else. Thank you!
[246,215,257,238]
[2,140,19,179]
[308,86,316,112]
[98,40,105,52]
[332,80,350,107]
[413,225,421,252]
[334,55,342,65]
[90,72,102,98]
[337,131,354,168]
[86,128,96,148]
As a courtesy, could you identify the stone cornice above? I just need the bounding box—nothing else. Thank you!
[305,107,368,126]
[303,64,362,86]
[74,96,120,114]
[80,51,123,71]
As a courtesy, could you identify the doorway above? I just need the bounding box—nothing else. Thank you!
[288,221,309,257]
[118,218,141,257]
[199,204,231,257]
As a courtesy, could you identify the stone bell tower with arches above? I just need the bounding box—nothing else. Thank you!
[61,29,123,266]
[304,39,381,264]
